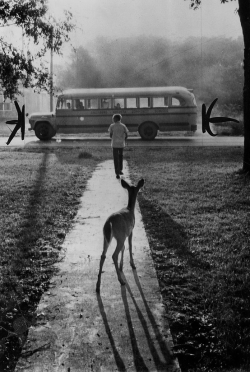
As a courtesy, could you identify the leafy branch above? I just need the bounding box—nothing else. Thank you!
[0,0,75,99]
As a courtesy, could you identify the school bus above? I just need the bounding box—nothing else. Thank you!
[29,86,197,140]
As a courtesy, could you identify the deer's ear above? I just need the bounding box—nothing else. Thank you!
[121,179,130,189]
[138,179,144,189]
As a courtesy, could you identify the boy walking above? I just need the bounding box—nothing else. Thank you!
[108,114,129,179]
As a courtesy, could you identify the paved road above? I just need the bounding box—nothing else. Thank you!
[0,134,244,148]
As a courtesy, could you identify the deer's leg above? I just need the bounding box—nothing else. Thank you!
[128,231,136,269]
[96,238,109,293]
[112,240,126,285]
[119,244,125,271]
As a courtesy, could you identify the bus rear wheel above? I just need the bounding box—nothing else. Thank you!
[35,122,54,141]
[139,122,158,140]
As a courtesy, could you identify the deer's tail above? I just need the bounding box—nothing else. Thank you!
[103,220,112,244]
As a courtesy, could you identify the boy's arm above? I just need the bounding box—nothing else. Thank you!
[125,126,129,140]
[108,124,113,138]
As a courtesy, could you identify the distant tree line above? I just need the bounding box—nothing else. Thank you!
[55,35,244,115]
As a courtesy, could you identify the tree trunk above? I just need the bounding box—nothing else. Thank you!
[238,0,250,172]
[243,47,250,172]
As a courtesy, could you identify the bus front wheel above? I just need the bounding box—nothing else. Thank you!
[35,122,54,141]
[139,122,158,140]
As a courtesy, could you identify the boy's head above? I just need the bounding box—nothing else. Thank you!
[112,114,122,122]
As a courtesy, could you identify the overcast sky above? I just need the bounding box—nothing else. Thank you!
[4,0,242,66]
[48,0,241,47]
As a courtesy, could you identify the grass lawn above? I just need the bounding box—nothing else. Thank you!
[0,147,110,370]
[0,145,250,372]
[127,146,250,372]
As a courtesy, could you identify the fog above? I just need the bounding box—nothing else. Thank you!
[47,0,245,118]
[55,35,243,117]
[48,0,241,45]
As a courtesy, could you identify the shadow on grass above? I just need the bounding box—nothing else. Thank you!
[55,147,110,165]
[138,195,209,271]
[137,195,214,371]
[0,152,52,371]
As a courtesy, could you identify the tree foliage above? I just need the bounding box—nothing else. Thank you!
[185,0,236,10]
[0,0,74,99]
[56,46,102,89]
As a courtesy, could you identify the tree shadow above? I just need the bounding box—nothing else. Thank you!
[1,152,51,371]
[138,195,210,270]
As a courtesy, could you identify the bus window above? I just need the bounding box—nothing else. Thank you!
[171,97,186,106]
[87,98,98,109]
[139,97,150,108]
[153,97,168,108]
[126,98,137,108]
[57,98,72,109]
[114,98,124,109]
[101,98,111,109]
[73,99,85,110]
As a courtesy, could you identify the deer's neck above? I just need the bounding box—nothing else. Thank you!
[127,196,137,211]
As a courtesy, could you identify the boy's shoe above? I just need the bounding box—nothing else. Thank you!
[119,171,123,175]
[116,174,120,179]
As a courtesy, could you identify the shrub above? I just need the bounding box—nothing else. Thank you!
[212,121,244,136]
[78,151,93,159]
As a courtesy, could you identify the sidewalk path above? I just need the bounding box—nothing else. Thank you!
[15,160,180,372]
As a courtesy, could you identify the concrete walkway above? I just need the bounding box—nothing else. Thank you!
[15,160,180,372]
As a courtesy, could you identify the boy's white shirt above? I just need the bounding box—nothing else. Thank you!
[108,121,129,148]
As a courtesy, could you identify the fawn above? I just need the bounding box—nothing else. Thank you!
[96,178,144,292]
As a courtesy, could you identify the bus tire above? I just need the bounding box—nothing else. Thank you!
[139,122,158,140]
[35,122,54,141]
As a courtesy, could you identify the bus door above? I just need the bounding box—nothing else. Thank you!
[167,95,190,130]
[56,97,73,133]
[89,97,112,131]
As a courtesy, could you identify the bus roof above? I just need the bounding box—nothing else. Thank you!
[58,86,194,99]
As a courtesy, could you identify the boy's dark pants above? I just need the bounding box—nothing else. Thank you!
[113,148,123,175]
